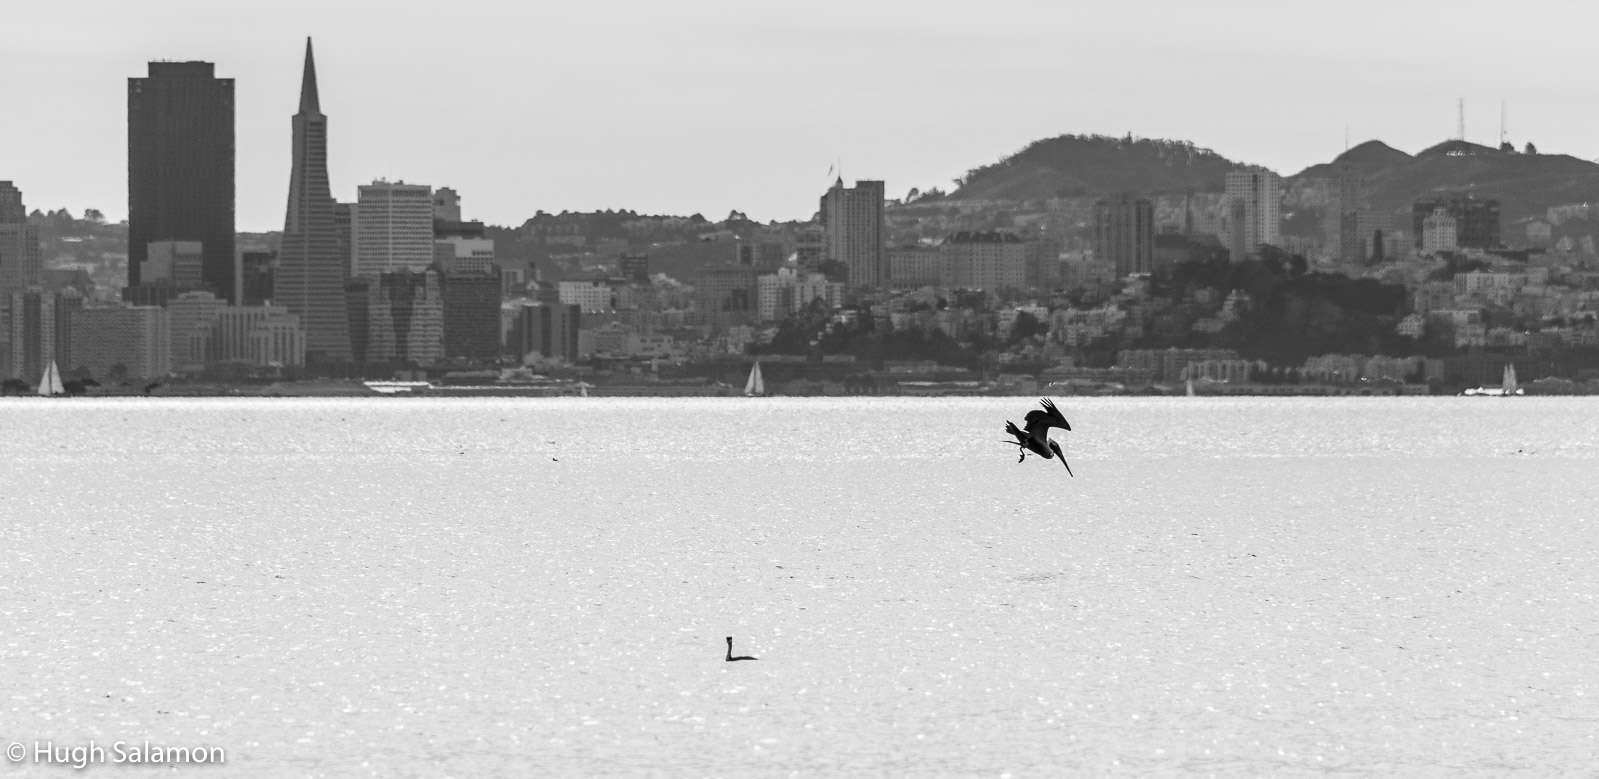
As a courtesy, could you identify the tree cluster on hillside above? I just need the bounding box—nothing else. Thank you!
[1148,253,1414,365]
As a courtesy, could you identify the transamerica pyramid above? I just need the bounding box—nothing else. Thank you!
[276,38,351,362]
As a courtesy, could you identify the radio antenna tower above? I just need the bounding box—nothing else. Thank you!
[1500,100,1508,146]
[1457,98,1465,142]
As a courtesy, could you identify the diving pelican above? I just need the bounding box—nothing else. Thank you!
[1003,398,1073,476]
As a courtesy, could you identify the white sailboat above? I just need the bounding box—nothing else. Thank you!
[1502,363,1521,396]
[37,360,65,397]
[1186,378,1196,397]
[743,361,765,397]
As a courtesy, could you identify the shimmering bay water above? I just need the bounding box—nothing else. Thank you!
[2,397,1597,777]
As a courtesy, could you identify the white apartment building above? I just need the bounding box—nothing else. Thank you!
[756,266,845,321]
[168,291,224,369]
[352,180,435,277]
[558,280,618,313]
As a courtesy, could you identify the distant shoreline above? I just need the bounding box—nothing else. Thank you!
[9,382,1595,399]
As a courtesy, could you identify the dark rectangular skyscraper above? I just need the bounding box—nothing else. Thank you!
[128,61,236,301]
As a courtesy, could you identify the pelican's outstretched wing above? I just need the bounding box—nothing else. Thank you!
[1023,398,1070,437]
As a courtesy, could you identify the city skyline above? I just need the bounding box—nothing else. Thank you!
[6,1,1599,231]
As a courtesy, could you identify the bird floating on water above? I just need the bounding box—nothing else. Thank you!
[1003,397,1073,476]
[725,636,757,662]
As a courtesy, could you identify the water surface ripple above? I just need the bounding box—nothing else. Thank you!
[1,397,1595,777]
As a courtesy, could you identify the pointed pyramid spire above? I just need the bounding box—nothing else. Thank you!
[299,37,321,114]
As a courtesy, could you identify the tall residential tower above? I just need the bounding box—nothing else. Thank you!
[1222,168,1281,261]
[819,178,885,289]
[275,39,351,362]
[128,61,236,300]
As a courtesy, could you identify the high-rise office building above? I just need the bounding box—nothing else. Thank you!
[512,303,580,364]
[352,180,435,277]
[0,181,42,307]
[7,288,54,382]
[49,290,83,374]
[276,39,351,362]
[1092,194,1155,276]
[819,178,885,288]
[128,62,235,301]
[439,269,503,362]
[1222,168,1281,261]
[1327,163,1364,263]
[0,180,24,223]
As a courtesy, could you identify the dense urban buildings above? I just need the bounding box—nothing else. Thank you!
[345,270,443,364]
[942,231,1029,290]
[1411,195,1500,250]
[127,61,236,301]
[693,264,758,327]
[619,254,650,284]
[1222,168,1281,260]
[819,178,885,288]
[757,266,844,321]
[1092,194,1155,276]
[275,39,351,362]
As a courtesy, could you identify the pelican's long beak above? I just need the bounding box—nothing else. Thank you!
[1050,441,1073,477]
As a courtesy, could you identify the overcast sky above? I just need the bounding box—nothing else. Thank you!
[4,0,1597,231]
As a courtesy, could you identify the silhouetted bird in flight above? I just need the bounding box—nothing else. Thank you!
[725,637,757,662]
[1003,398,1073,476]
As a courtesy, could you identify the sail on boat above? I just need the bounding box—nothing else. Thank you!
[1186,378,1196,397]
[743,361,765,396]
[37,360,65,397]
[1502,363,1520,396]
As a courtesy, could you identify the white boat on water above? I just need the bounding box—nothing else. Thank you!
[1186,378,1196,397]
[1462,363,1523,396]
[37,360,65,397]
[743,361,766,396]
[363,380,433,395]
